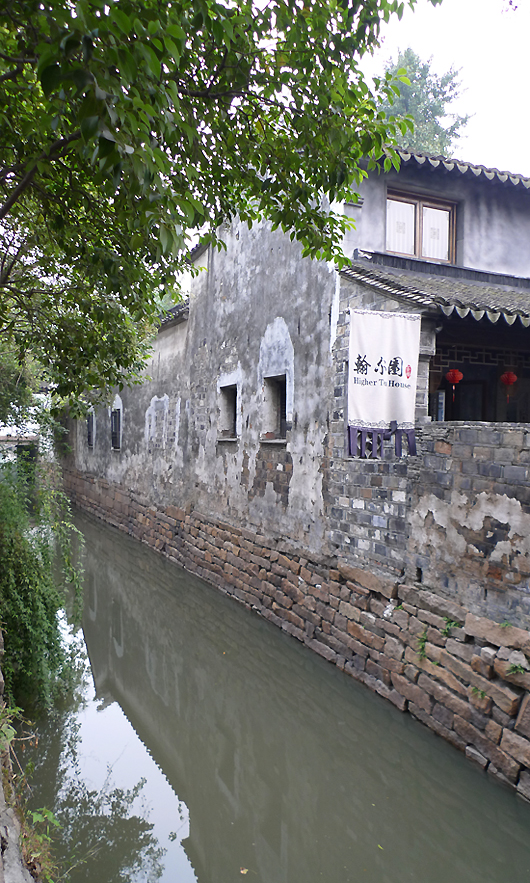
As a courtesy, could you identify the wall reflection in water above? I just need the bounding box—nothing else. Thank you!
[80,512,530,883]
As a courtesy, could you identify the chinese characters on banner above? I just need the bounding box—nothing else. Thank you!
[348,310,421,458]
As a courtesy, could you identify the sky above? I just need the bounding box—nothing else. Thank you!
[361,0,530,176]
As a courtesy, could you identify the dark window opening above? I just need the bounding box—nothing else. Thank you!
[87,412,94,447]
[219,385,237,438]
[262,375,287,440]
[429,314,530,423]
[111,408,121,450]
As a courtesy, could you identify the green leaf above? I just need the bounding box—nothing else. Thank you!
[40,64,63,96]
[71,68,94,93]
[80,115,100,142]
[98,134,117,158]
[112,8,132,35]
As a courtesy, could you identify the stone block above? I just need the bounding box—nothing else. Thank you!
[381,620,401,638]
[503,465,528,482]
[510,650,530,670]
[304,638,337,664]
[433,702,454,729]
[465,746,488,770]
[391,673,433,713]
[417,590,466,624]
[471,654,494,680]
[426,626,445,647]
[481,646,497,666]
[347,620,384,651]
[384,636,405,661]
[339,601,361,622]
[388,690,407,711]
[517,770,530,802]
[404,664,419,683]
[467,687,493,715]
[465,613,530,654]
[337,560,383,593]
[494,658,530,691]
[417,609,446,630]
[360,611,385,636]
[407,615,425,637]
[453,716,520,782]
[485,719,502,745]
[500,729,530,768]
[392,609,409,629]
[515,693,530,739]
[446,638,475,663]
[366,658,391,686]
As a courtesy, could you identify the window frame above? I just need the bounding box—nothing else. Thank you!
[386,190,457,264]
[87,410,95,448]
[218,384,238,440]
[111,407,121,451]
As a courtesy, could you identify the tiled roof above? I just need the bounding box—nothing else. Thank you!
[396,150,530,190]
[340,261,530,325]
[159,300,190,327]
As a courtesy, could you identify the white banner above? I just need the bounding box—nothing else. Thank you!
[348,310,421,429]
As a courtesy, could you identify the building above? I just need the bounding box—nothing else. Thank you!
[64,152,530,792]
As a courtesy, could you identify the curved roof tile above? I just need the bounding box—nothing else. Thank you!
[397,150,530,190]
[340,261,530,325]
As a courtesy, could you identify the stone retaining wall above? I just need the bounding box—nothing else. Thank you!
[65,466,530,798]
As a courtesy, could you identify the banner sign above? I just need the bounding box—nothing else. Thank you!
[348,309,421,457]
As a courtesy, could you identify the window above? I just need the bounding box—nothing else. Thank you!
[111,408,121,450]
[262,375,287,440]
[87,412,94,447]
[218,385,238,439]
[386,192,455,262]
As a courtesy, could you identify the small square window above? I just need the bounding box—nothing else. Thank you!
[386,192,455,263]
[219,385,238,438]
[262,375,287,439]
[111,408,121,450]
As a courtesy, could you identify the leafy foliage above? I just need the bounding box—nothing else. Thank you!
[1,0,440,406]
[0,451,82,709]
[378,47,469,156]
[0,341,38,425]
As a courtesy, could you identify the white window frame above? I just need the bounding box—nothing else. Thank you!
[386,191,456,263]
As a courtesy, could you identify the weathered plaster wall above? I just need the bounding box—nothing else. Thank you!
[73,218,337,553]
[344,163,530,277]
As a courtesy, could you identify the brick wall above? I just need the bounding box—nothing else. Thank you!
[65,466,530,797]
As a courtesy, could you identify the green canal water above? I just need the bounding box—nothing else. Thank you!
[23,511,530,882]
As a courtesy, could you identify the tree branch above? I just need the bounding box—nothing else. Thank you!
[0,132,81,221]
[0,64,23,84]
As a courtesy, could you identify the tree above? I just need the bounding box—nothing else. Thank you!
[0,0,441,408]
[378,47,469,156]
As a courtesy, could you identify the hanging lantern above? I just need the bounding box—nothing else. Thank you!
[500,371,518,404]
[445,368,463,403]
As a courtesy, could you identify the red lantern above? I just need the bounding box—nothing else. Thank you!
[500,371,517,404]
[445,369,463,403]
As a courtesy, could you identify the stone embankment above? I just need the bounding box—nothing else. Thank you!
[66,468,530,798]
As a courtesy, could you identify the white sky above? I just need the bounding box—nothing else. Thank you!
[362,0,530,176]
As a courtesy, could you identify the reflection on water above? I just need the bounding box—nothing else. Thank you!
[24,511,530,882]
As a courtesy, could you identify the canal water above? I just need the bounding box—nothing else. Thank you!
[23,511,530,882]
